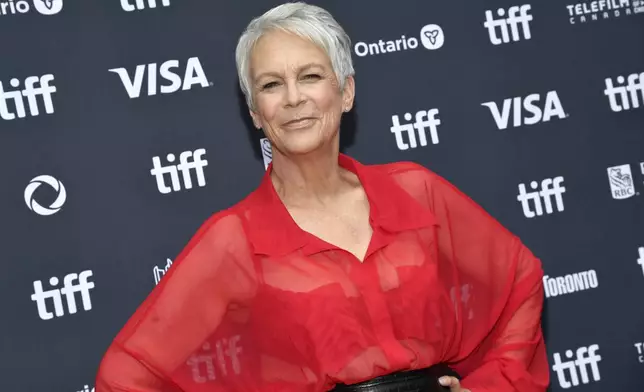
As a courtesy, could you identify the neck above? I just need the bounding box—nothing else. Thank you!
[269,140,345,206]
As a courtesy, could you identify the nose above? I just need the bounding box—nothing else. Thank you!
[284,79,305,108]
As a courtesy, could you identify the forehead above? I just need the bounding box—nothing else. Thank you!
[249,30,331,75]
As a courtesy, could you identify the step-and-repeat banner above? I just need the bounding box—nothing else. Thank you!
[0,1,642,391]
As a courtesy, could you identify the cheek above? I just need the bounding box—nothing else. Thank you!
[255,96,280,124]
[313,88,342,112]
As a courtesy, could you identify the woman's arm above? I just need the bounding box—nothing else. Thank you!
[393,162,550,392]
[95,213,257,392]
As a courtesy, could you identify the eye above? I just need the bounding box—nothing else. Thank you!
[261,81,280,90]
[302,73,321,80]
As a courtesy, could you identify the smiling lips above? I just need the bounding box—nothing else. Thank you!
[283,117,317,129]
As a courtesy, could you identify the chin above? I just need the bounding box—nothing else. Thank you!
[279,131,329,156]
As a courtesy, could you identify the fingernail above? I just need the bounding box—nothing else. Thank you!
[439,377,449,386]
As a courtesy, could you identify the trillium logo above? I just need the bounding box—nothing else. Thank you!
[34,0,63,15]
[419,24,445,50]
[24,175,67,216]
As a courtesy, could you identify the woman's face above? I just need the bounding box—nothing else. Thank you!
[248,29,354,158]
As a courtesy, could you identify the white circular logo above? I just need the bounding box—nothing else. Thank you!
[419,24,445,50]
[24,175,67,216]
[33,0,64,15]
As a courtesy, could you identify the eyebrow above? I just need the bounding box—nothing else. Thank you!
[254,62,325,82]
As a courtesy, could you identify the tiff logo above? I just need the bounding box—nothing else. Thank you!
[604,71,644,112]
[0,74,56,121]
[109,57,210,99]
[390,109,441,150]
[637,247,644,277]
[483,4,533,45]
[31,270,95,321]
[481,90,567,130]
[517,177,566,218]
[186,336,242,383]
[77,385,94,392]
[121,0,169,11]
[150,148,208,194]
[153,258,173,285]
[552,344,602,389]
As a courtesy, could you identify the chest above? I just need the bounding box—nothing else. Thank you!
[287,195,373,262]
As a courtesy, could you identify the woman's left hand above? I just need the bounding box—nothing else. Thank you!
[438,376,471,392]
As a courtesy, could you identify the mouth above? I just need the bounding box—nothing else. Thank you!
[283,117,317,127]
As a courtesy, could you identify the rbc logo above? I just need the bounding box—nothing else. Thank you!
[31,270,95,321]
[390,109,441,150]
[607,164,635,200]
[260,138,272,170]
[516,176,566,218]
[552,344,602,388]
[483,4,533,45]
[150,148,208,194]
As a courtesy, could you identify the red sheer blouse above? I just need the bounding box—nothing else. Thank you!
[95,154,549,392]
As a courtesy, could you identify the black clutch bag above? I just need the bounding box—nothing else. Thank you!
[331,363,461,392]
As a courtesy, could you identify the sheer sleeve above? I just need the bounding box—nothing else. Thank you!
[408,165,550,392]
[95,213,258,392]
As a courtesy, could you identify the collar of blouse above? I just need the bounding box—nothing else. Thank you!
[243,153,438,257]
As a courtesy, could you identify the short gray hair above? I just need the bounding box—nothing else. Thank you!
[235,2,355,110]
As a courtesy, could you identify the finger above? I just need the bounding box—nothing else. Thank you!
[438,376,461,391]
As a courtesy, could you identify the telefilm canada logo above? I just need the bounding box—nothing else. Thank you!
[354,23,445,57]
[566,0,644,24]
[0,0,63,16]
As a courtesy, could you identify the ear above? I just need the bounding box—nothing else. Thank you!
[341,75,356,112]
[249,108,262,130]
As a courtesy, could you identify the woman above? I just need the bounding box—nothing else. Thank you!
[96,2,549,391]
